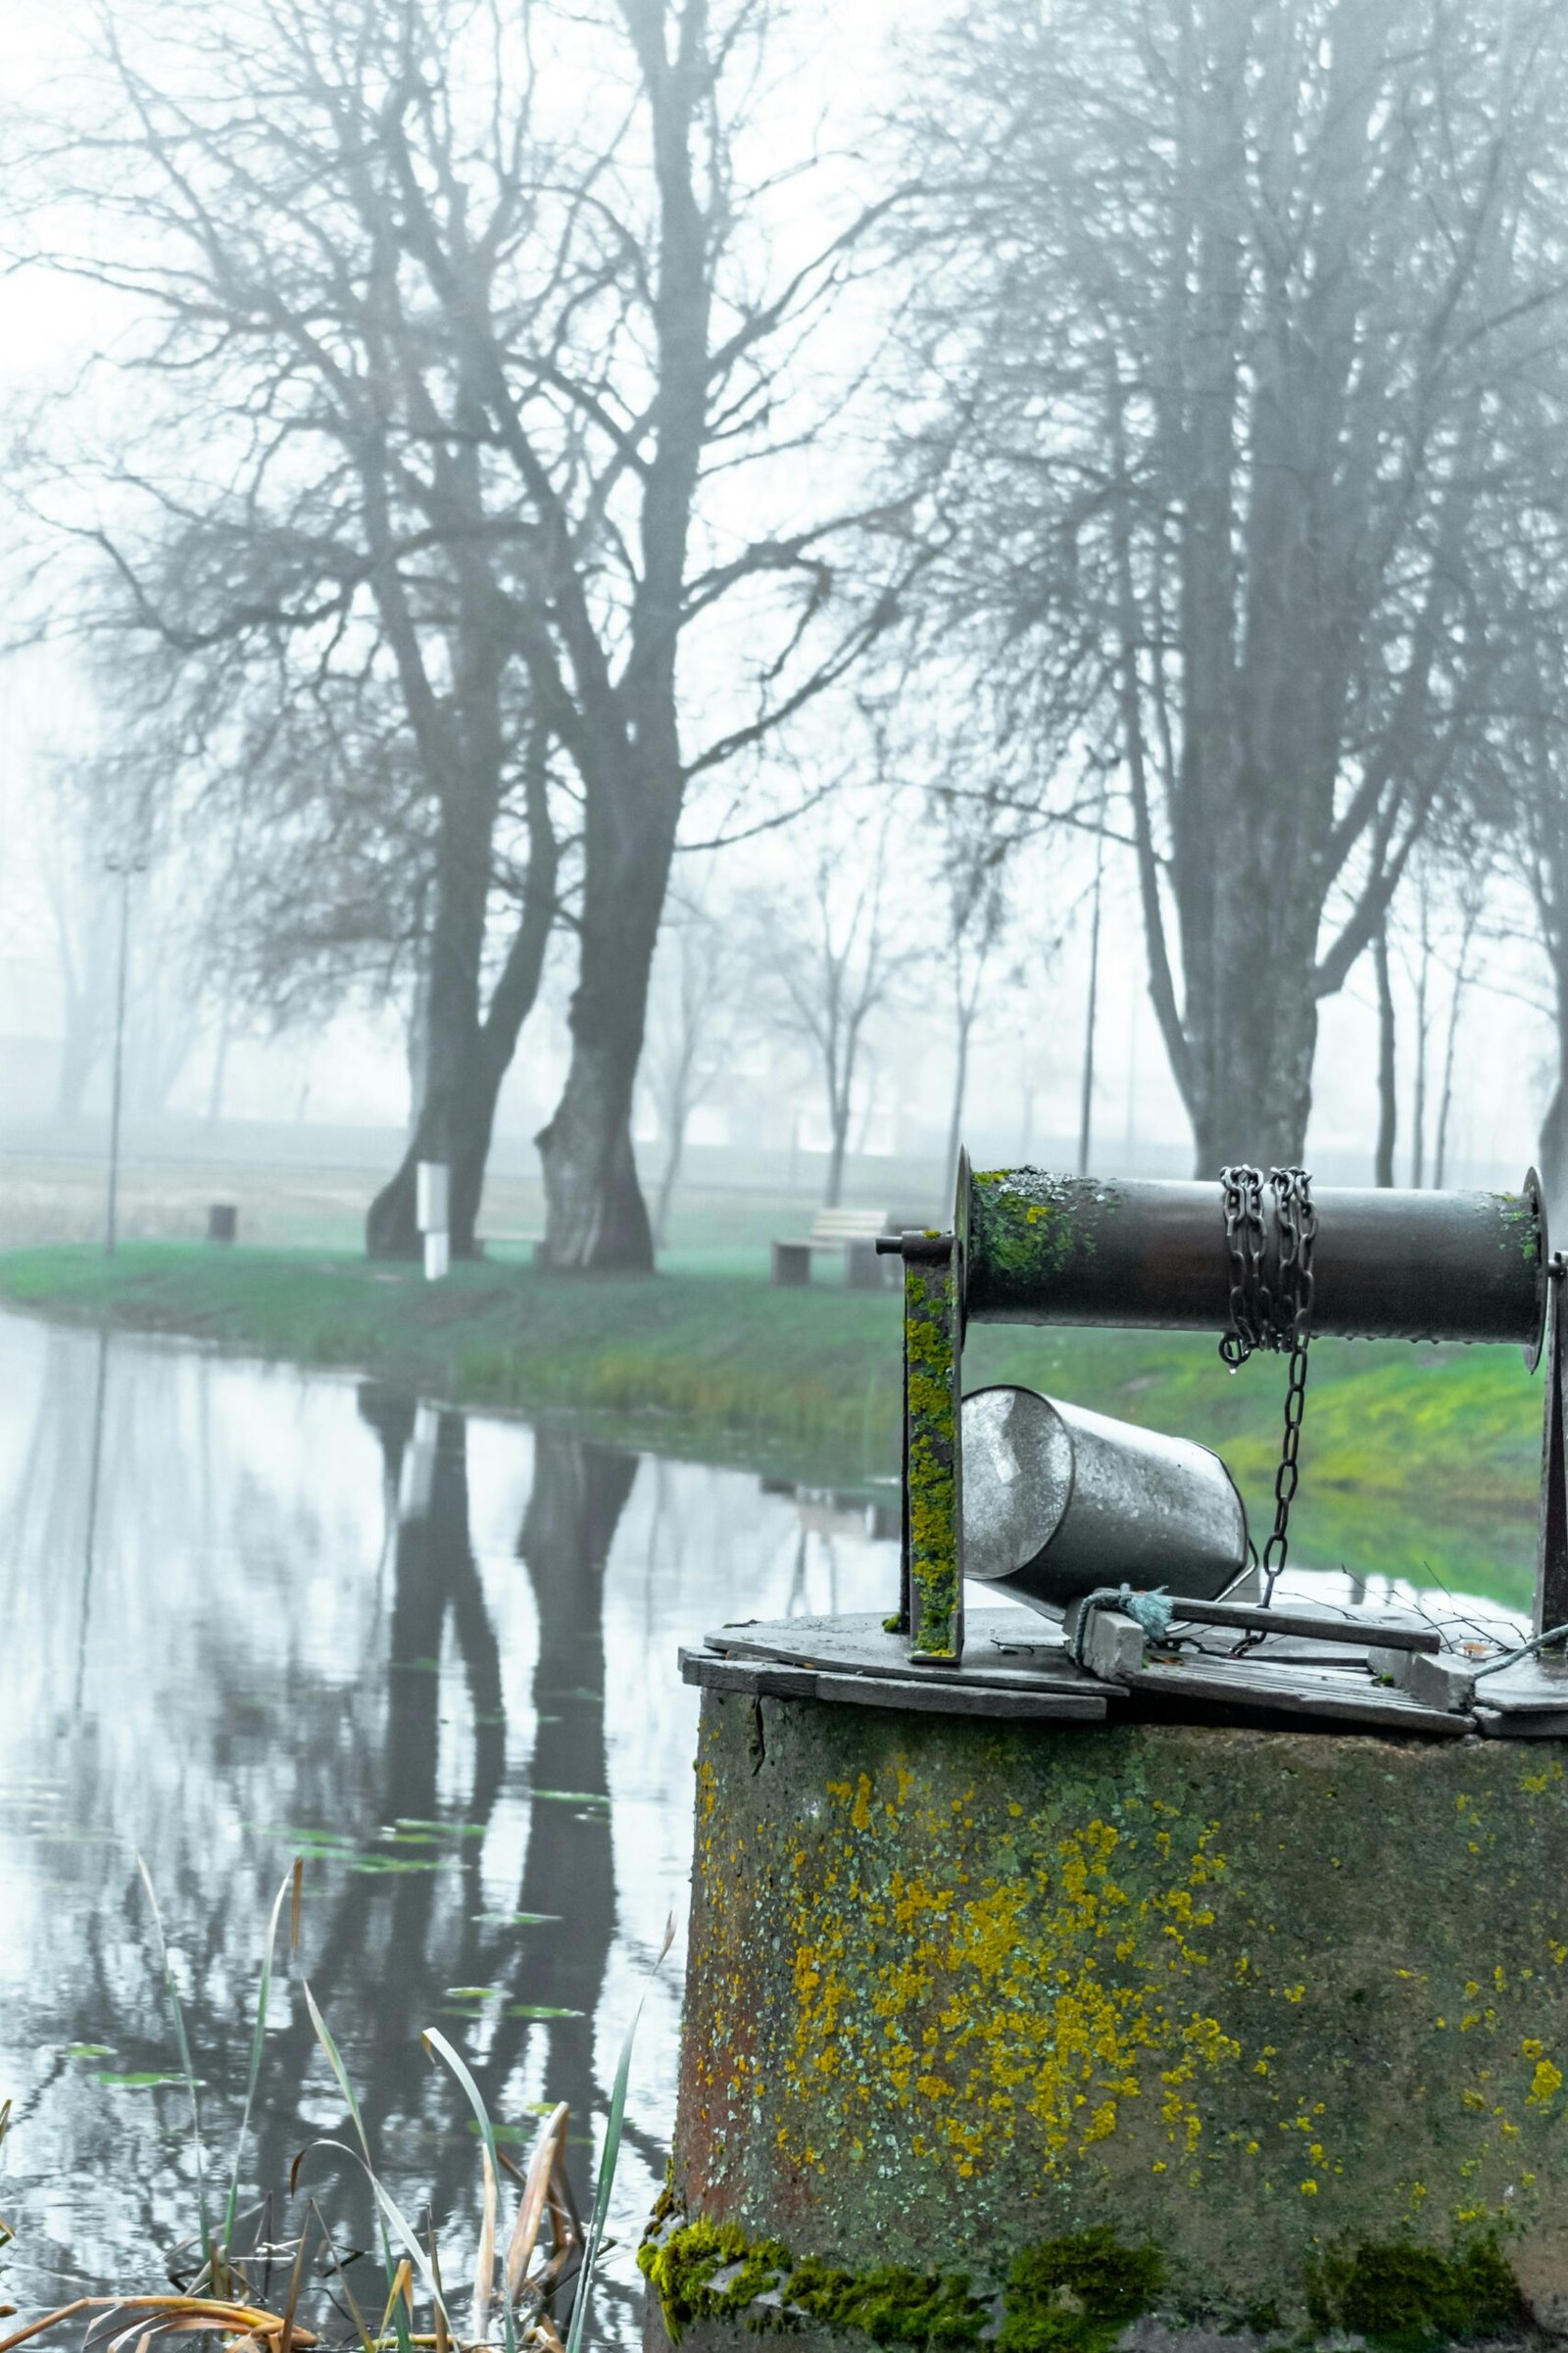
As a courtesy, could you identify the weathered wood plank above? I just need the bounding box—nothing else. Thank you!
[1119,1654,1472,1735]
[706,1609,1104,1697]
[678,1645,1108,1723]
[810,1671,1105,1723]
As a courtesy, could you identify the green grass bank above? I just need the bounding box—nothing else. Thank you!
[0,1242,1546,1607]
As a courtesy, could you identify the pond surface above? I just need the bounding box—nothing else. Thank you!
[0,1309,1529,2345]
[0,1309,899,2345]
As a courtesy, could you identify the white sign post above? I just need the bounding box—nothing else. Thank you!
[416,1159,451,1282]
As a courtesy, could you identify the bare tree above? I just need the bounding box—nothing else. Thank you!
[641,889,746,1250]
[750,822,906,1209]
[373,0,912,1267]
[895,0,1568,1171]
[25,0,567,1255]
[31,0,906,1265]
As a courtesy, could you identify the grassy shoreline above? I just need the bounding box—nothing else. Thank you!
[0,1242,1546,1604]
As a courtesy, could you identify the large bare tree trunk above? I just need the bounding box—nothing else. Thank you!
[535,794,671,1268]
[368,729,557,1257]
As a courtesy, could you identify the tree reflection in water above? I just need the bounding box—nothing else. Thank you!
[0,1312,894,2345]
[252,1396,637,2273]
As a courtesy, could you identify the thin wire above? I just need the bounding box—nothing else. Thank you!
[1473,1622,1568,1680]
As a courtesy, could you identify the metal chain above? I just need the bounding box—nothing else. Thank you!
[1218,1164,1267,1367]
[1219,1164,1316,1606]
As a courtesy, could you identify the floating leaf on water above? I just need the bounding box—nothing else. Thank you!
[473,1913,562,1928]
[506,2006,584,2021]
[442,1988,497,2002]
[528,1790,611,1809]
[394,1820,485,1838]
[350,1857,449,1876]
[69,2044,114,2059]
[97,2071,197,2090]
[245,1825,358,1851]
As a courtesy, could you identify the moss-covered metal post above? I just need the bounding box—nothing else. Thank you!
[898,1234,962,1663]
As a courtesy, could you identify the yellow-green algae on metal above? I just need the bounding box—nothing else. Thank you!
[900,1242,962,1661]
[664,1689,1568,2334]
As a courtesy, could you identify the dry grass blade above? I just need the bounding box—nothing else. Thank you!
[0,2297,99,2353]
[502,2105,567,2306]
[376,2263,414,2347]
[0,2299,319,2353]
[277,2220,312,2353]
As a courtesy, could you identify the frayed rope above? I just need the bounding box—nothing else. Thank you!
[1069,1585,1173,1665]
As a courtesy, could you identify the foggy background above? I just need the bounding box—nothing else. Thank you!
[2,0,1564,1262]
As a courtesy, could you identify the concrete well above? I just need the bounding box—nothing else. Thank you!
[647,1688,1568,2345]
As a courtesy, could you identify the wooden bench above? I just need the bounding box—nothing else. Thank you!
[770,1207,892,1290]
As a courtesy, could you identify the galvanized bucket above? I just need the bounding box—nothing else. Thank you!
[960,1383,1248,1613]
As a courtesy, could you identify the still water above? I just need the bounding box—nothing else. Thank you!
[0,1310,1530,2344]
[0,1308,896,2344]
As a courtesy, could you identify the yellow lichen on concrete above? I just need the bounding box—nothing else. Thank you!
[672,1696,1568,2314]
[774,1773,1241,2185]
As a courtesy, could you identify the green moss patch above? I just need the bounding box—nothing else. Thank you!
[643,2214,1535,2350]
[638,2216,790,2338]
[997,2228,1164,2353]
[788,2258,984,2345]
[1305,2234,1528,2350]
[639,2218,1165,2347]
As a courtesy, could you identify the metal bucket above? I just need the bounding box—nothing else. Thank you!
[960,1383,1249,1614]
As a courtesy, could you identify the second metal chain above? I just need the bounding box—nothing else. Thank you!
[1218,1164,1316,1604]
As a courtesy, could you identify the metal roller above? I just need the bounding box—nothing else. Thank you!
[960,1384,1249,1615]
[961,1166,1548,1360]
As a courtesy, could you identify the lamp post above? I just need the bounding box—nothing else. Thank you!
[103,853,147,1256]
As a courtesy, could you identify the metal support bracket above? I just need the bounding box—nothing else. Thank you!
[883,1229,964,1662]
[1537,1254,1568,1637]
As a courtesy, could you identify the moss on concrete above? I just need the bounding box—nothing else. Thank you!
[638,2217,790,2338]
[787,2258,983,2345]
[1304,2233,1527,2350]
[996,2227,1164,2353]
[671,1692,1568,2325]
[638,2217,1165,2347]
